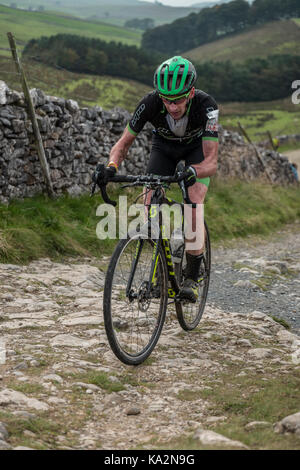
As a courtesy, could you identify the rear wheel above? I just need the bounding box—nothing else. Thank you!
[103,233,168,365]
[175,221,211,330]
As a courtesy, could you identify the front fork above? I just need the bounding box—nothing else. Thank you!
[125,232,162,301]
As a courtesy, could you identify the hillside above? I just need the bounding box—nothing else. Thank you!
[0,4,141,57]
[185,19,300,63]
[0,55,151,112]
[0,1,201,27]
[141,0,300,54]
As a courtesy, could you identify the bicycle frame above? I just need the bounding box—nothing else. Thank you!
[125,186,183,301]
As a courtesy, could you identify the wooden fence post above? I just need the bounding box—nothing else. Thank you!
[7,32,55,198]
[238,121,273,183]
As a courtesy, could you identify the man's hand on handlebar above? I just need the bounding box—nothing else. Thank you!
[92,163,117,187]
[183,166,197,188]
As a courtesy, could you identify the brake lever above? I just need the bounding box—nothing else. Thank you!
[176,162,197,208]
[90,181,97,196]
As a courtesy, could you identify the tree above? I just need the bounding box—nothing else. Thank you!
[85,49,108,74]
[125,18,155,31]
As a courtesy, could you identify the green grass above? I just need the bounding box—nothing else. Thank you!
[198,369,300,450]
[221,109,300,142]
[185,19,300,64]
[0,4,141,57]
[144,365,300,450]
[0,179,299,265]
[219,98,300,144]
[0,54,151,112]
[195,179,300,242]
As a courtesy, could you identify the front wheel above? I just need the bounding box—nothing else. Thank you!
[103,233,168,365]
[175,221,211,331]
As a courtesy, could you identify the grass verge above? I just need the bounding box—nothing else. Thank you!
[0,179,299,264]
[141,363,300,450]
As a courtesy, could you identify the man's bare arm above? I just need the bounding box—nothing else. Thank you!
[193,140,218,178]
[108,127,136,168]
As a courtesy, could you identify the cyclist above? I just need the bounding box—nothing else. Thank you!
[95,56,219,302]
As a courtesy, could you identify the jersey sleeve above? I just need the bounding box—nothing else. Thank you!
[201,96,219,141]
[127,93,154,136]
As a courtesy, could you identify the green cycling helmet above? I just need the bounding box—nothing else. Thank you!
[153,56,197,97]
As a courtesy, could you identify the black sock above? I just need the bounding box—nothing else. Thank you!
[185,253,204,282]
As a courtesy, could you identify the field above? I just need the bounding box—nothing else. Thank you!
[0,1,200,27]
[0,4,141,57]
[220,98,300,144]
[185,19,300,64]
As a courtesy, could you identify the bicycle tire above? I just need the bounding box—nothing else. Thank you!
[103,232,168,365]
[175,221,211,331]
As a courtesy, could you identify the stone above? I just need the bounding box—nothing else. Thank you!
[277,329,298,344]
[2,293,14,302]
[0,422,9,441]
[206,416,227,424]
[291,349,300,365]
[0,439,12,450]
[12,411,36,420]
[274,412,300,436]
[233,280,256,289]
[248,311,267,321]
[73,382,100,392]
[29,88,46,107]
[245,421,272,431]
[59,316,101,326]
[50,334,99,348]
[43,374,63,384]
[0,389,49,411]
[126,407,141,416]
[13,446,35,450]
[247,348,273,359]
[66,99,79,113]
[14,362,28,370]
[236,339,252,348]
[0,81,9,105]
[193,428,249,449]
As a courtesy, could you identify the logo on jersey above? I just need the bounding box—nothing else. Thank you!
[131,104,146,127]
[205,108,219,133]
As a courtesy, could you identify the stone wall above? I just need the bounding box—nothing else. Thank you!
[0,81,297,204]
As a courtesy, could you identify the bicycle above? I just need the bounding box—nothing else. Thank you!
[91,162,211,365]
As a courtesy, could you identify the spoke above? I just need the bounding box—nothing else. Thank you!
[109,237,165,357]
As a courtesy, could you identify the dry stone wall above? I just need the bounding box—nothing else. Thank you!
[0,81,297,204]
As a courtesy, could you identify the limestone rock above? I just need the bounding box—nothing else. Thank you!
[193,428,249,449]
[274,412,300,436]
[247,348,273,359]
[0,388,49,411]
[245,421,272,431]
[50,334,98,348]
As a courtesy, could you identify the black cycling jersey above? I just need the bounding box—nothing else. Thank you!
[127,89,219,143]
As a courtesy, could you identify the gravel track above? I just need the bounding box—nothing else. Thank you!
[208,222,300,335]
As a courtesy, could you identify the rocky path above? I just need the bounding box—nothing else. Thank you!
[0,224,300,450]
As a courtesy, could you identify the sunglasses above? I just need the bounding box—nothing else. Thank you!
[159,92,190,105]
